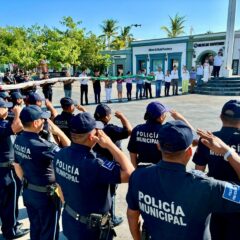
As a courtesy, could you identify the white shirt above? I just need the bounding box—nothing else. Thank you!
[214,55,223,67]
[196,66,203,75]
[165,75,172,83]
[79,73,88,85]
[171,69,179,79]
[155,71,164,80]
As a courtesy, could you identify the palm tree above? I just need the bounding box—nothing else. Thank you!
[100,19,119,49]
[161,14,185,38]
[118,26,134,48]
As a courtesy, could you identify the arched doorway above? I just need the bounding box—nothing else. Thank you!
[196,50,217,65]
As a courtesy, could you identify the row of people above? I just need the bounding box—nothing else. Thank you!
[1,91,240,239]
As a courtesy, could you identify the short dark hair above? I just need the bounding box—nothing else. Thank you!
[221,114,240,125]
[22,121,33,128]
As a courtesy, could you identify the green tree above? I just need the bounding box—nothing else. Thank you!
[100,19,119,49]
[161,14,185,38]
[118,26,134,48]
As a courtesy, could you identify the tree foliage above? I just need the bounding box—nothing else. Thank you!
[0,17,111,72]
[161,14,185,38]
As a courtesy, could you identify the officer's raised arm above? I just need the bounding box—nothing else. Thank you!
[115,111,132,135]
[11,105,23,133]
[96,130,134,182]
[198,129,240,179]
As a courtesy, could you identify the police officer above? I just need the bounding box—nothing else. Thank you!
[13,105,71,240]
[53,112,134,240]
[0,91,10,101]
[54,97,86,139]
[128,101,194,168]
[193,100,240,240]
[126,120,240,240]
[93,104,132,226]
[11,92,25,107]
[0,98,29,239]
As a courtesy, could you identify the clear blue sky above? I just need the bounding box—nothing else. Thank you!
[1,0,239,40]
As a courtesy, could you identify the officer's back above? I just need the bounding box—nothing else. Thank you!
[127,121,240,240]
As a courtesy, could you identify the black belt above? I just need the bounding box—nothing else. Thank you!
[23,179,56,194]
[64,204,110,228]
[64,204,89,224]
[0,161,12,168]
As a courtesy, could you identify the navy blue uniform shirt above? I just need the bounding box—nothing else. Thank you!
[54,143,121,215]
[0,120,14,186]
[94,124,129,161]
[14,131,59,186]
[193,127,240,183]
[54,111,74,139]
[126,161,240,240]
[128,121,162,164]
[0,120,14,163]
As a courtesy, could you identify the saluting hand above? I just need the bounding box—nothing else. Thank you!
[94,130,114,149]
[47,119,61,136]
[115,111,125,119]
[170,110,185,121]
[76,104,86,112]
[197,129,230,155]
[12,105,22,117]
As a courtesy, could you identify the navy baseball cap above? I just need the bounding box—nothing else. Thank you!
[144,101,170,120]
[60,97,77,107]
[0,97,13,108]
[11,92,24,100]
[0,91,10,99]
[158,120,193,152]
[70,112,104,134]
[20,105,50,123]
[94,104,111,119]
[28,93,45,104]
[221,100,240,120]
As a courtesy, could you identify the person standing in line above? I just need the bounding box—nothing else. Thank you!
[13,106,71,240]
[196,63,204,86]
[0,100,29,240]
[208,54,214,77]
[41,73,54,102]
[171,66,179,95]
[189,67,197,93]
[125,71,133,101]
[79,69,88,105]
[92,69,101,104]
[164,70,172,97]
[116,70,124,102]
[213,52,223,79]
[193,100,240,240]
[203,59,210,83]
[104,73,113,103]
[63,70,74,98]
[181,66,190,94]
[145,72,153,99]
[154,67,164,97]
[136,70,143,100]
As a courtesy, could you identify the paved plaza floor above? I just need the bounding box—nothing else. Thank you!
[0,81,237,239]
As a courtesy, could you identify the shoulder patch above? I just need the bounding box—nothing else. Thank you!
[101,160,116,171]
[222,182,240,204]
[188,169,207,178]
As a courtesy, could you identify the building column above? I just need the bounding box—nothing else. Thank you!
[223,0,237,77]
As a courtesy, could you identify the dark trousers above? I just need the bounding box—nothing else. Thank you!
[136,84,143,99]
[80,85,88,105]
[165,82,171,96]
[145,82,152,98]
[171,79,178,95]
[23,189,61,240]
[213,66,221,78]
[94,87,101,104]
[43,88,53,102]
[126,83,132,100]
[0,169,19,238]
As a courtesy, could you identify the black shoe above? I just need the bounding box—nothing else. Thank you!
[112,216,123,227]
[5,228,29,240]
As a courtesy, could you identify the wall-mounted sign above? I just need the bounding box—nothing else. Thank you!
[193,42,224,48]
[148,47,173,52]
